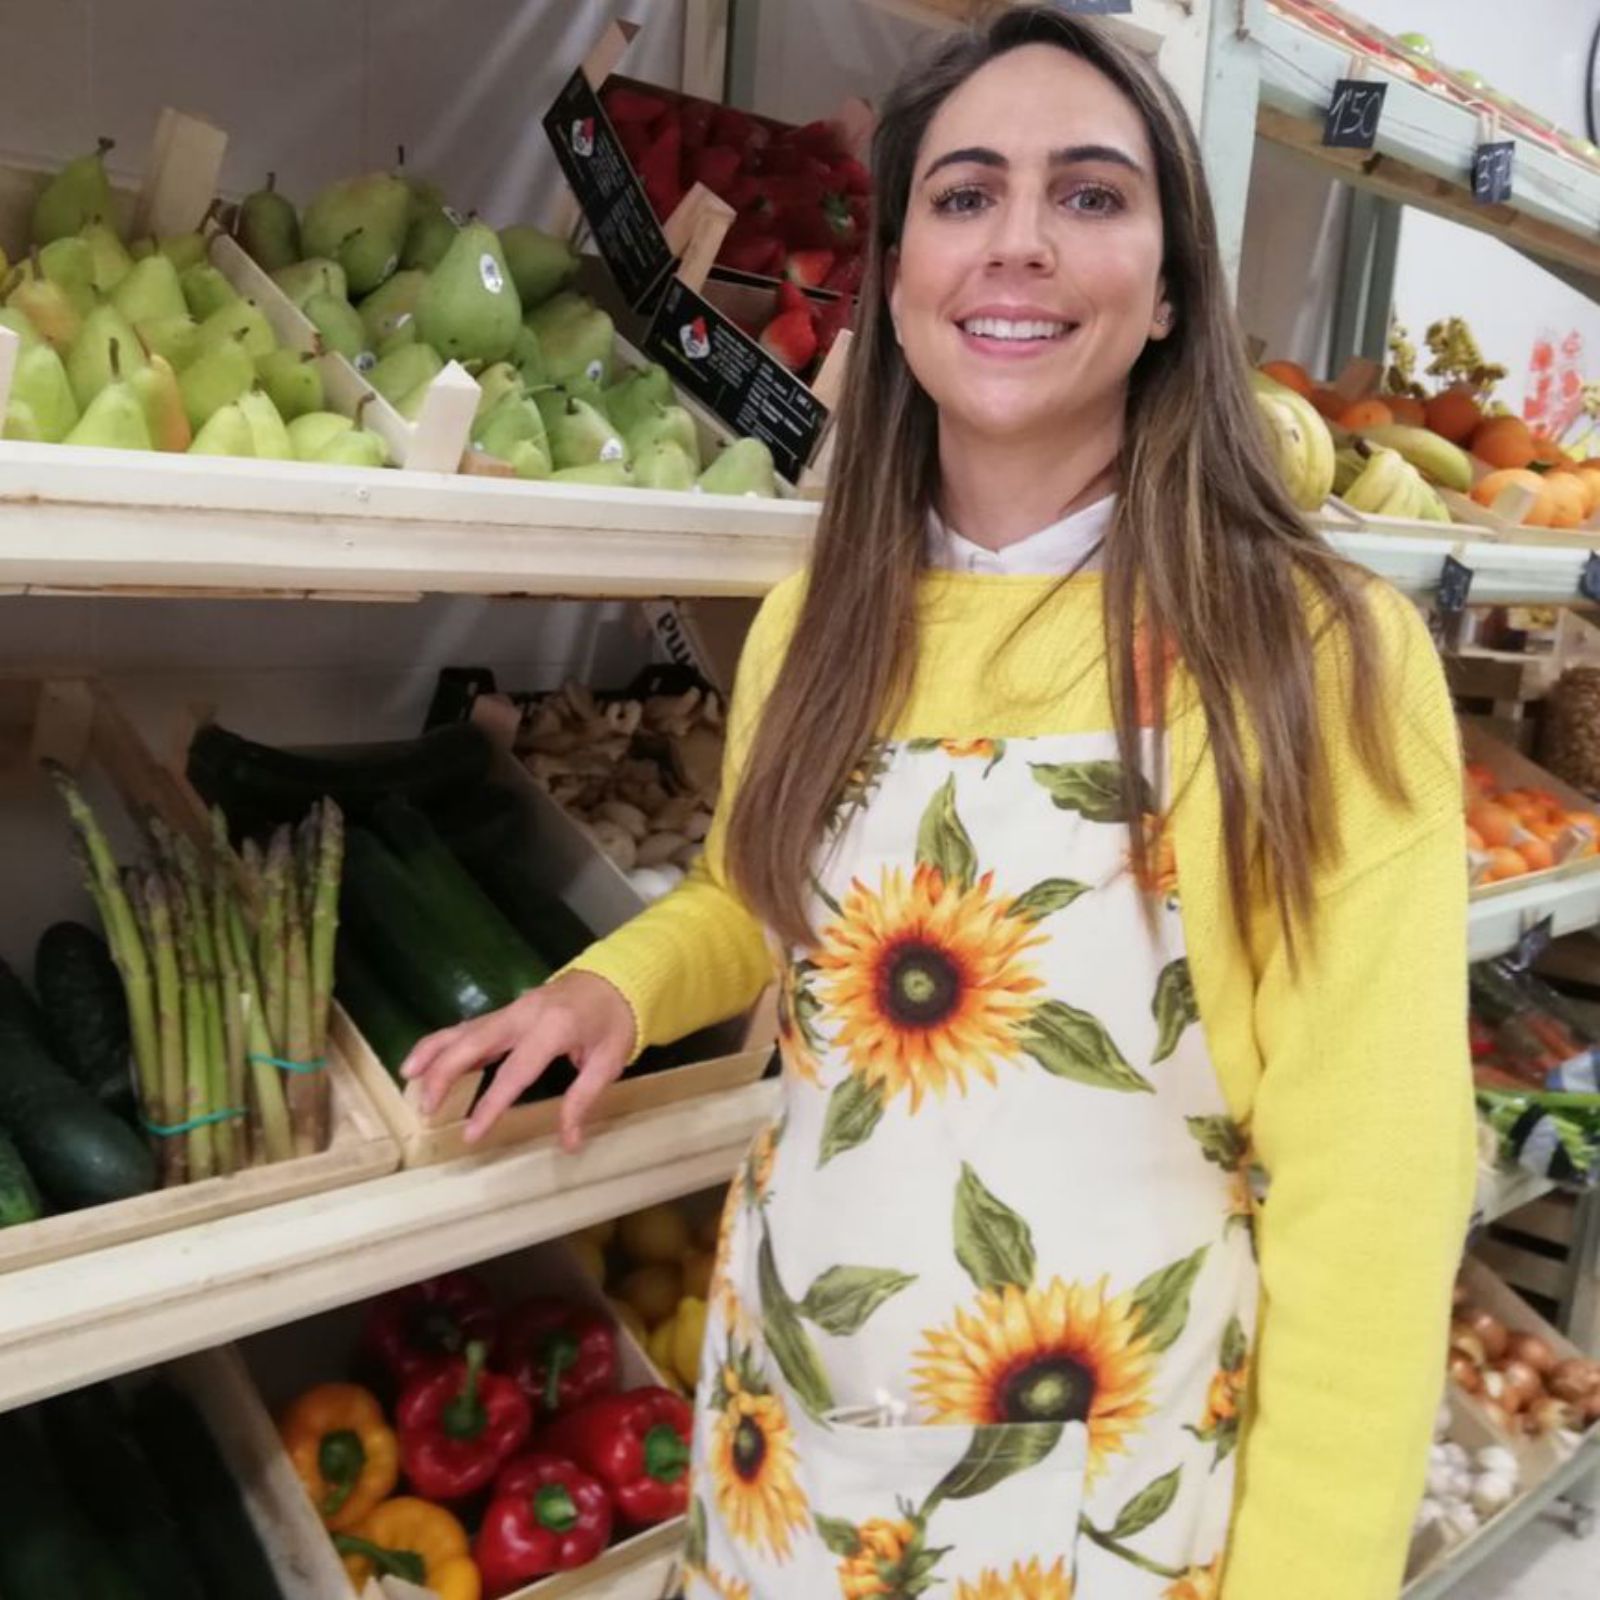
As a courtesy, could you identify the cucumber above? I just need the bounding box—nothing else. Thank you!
[336,931,430,1076]
[0,1005,156,1209]
[0,1126,43,1226]
[0,952,50,1047]
[187,719,492,830]
[35,921,135,1114]
[127,1381,286,1600]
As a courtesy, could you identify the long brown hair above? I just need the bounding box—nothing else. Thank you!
[727,5,1402,949]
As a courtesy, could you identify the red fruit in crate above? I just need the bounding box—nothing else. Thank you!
[785,249,835,288]
[692,144,743,197]
[604,85,671,126]
[788,119,844,158]
[824,254,865,295]
[816,294,856,359]
[826,194,863,246]
[724,173,761,211]
[759,173,827,210]
[712,105,756,146]
[680,99,715,152]
[638,121,684,218]
[775,280,813,318]
[720,233,786,276]
[763,143,805,176]
[760,307,819,372]
[832,154,872,196]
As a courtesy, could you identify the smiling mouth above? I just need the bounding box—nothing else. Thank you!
[957,316,1075,342]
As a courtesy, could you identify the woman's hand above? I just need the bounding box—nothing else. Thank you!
[399,972,637,1151]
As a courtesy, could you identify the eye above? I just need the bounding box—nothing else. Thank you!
[1064,182,1125,216]
[930,183,991,216]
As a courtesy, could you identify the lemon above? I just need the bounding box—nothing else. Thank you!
[648,1314,686,1392]
[618,1203,693,1265]
[673,1296,709,1388]
[682,1248,715,1300]
[618,1262,683,1326]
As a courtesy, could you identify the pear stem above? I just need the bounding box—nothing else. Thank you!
[266,171,277,193]
[109,338,121,381]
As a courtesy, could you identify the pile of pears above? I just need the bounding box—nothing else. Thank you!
[0,142,390,465]
[232,158,780,494]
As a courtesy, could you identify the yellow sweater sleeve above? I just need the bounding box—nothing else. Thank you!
[1220,593,1478,1600]
[564,577,805,1052]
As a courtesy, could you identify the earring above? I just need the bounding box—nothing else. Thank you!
[1154,307,1173,330]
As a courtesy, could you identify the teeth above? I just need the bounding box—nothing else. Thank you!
[960,316,1069,341]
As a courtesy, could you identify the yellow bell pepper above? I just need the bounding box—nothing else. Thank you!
[647,1314,688,1395]
[280,1383,400,1532]
[673,1296,708,1389]
[336,1497,481,1600]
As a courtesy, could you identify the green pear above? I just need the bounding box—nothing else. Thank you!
[632,439,698,491]
[4,399,41,441]
[505,439,552,479]
[499,225,580,310]
[135,314,202,371]
[32,139,115,245]
[475,394,548,461]
[402,204,460,272]
[79,221,132,293]
[7,274,82,351]
[67,308,147,407]
[510,325,546,387]
[304,291,368,363]
[369,342,442,408]
[524,290,590,340]
[377,322,419,359]
[129,237,155,261]
[698,437,779,498]
[358,269,428,348]
[552,461,633,488]
[11,343,80,441]
[112,254,188,325]
[603,363,674,436]
[188,401,253,457]
[271,258,347,309]
[157,232,209,274]
[64,360,154,452]
[0,306,41,349]
[238,388,294,459]
[180,263,240,320]
[539,303,615,388]
[130,354,191,451]
[287,411,355,460]
[313,427,389,468]
[197,298,277,359]
[178,335,255,429]
[38,237,98,313]
[254,349,324,420]
[302,172,411,295]
[415,221,522,364]
[236,172,301,273]
[548,396,627,470]
[473,363,525,421]
[626,402,699,468]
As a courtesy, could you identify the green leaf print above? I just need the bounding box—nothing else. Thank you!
[1030,759,1154,823]
[684,1496,709,1570]
[906,739,943,753]
[757,1227,835,1419]
[798,1265,918,1336]
[1186,1114,1248,1172]
[1130,1246,1209,1355]
[915,775,977,892]
[1017,1000,1153,1094]
[953,1163,1037,1293]
[1151,958,1199,1064]
[927,1422,1063,1507]
[1006,878,1091,923]
[818,1075,887,1167]
[1221,1314,1249,1373]
[1109,1467,1183,1539]
[813,1513,863,1557]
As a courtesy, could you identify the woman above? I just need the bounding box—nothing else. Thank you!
[405,10,1474,1598]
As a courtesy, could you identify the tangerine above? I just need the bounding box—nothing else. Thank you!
[1517,837,1556,873]
[1531,431,1569,467]
[1467,802,1522,847]
[1484,846,1529,881]
[1386,395,1428,426]
[1465,824,1486,852]
[1550,463,1600,517]
[1340,398,1395,430]
[1541,471,1588,530]
[1472,468,1548,524]
[1426,386,1483,444]
[1260,359,1315,397]
[1472,415,1538,470]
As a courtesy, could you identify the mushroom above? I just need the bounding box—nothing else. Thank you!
[588,820,637,871]
[637,831,690,868]
[596,799,650,840]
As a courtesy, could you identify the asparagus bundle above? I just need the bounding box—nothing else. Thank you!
[50,765,343,1182]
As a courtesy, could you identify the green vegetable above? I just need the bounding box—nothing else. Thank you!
[0,1126,43,1226]
[335,931,429,1077]
[33,922,135,1115]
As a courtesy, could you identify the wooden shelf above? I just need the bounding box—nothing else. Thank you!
[1469,870,1600,963]
[0,1078,778,1412]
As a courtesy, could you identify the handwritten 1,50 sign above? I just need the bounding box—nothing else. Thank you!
[1322,79,1388,150]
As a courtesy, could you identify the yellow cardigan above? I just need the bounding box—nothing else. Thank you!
[572,568,1477,1600]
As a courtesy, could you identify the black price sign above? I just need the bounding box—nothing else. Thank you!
[1580,551,1600,604]
[1472,140,1515,205]
[1436,554,1474,615]
[1323,79,1387,150]
[1513,914,1555,973]
[643,278,829,483]
[543,68,674,311]
[1053,1,1134,12]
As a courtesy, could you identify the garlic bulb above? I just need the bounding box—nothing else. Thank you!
[1471,1473,1516,1517]
[1473,1446,1518,1480]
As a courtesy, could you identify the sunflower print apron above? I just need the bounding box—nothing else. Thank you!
[682,734,1260,1600]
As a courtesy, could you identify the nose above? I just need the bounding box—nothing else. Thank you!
[985,192,1055,274]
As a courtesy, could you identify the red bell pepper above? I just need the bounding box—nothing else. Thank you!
[396,1340,532,1502]
[476,1454,613,1595]
[499,1297,619,1418]
[542,1386,693,1527]
[360,1271,498,1389]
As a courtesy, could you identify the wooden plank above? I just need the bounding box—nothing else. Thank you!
[681,0,731,100]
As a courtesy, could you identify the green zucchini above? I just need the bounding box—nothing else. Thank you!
[35,921,135,1114]
[0,1004,156,1209]
[0,952,50,1046]
[0,1126,43,1226]
[187,719,492,830]
[335,931,430,1076]
[128,1381,286,1600]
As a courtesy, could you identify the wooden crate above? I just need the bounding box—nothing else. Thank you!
[0,679,399,1275]
[239,1237,688,1600]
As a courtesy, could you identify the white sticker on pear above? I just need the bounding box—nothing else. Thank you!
[600,438,625,462]
[585,358,605,384]
[480,254,505,294]
[354,351,377,373]
[444,206,465,227]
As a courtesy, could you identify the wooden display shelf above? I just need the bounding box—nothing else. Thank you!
[0,1075,778,1412]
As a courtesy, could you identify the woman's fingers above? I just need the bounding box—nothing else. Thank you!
[559,1042,630,1154]
[402,1008,520,1115]
[463,1014,571,1143]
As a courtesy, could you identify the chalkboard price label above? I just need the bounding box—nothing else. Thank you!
[1053,1,1134,12]
[1323,79,1387,150]
[1513,914,1555,973]
[1581,551,1600,604]
[1472,140,1515,205]
[1436,554,1474,615]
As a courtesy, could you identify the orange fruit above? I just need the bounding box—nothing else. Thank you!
[1260,360,1315,398]
[1387,395,1428,425]
[1467,802,1523,847]
[1541,471,1588,529]
[1465,824,1486,852]
[1565,811,1600,854]
[1463,760,1499,799]
[1473,467,1547,522]
[1552,463,1600,516]
[1426,386,1483,444]
[1484,846,1529,882]
[1308,386,1346,420]
[1517,837,1555,873]
[1472,415,1538,470]
[1339,398,1395,430]
[1532,432,1569,467]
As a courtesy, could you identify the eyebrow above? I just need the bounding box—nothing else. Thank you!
[920,143,1144,182]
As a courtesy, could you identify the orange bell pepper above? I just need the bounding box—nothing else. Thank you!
[280,1383,400,1532]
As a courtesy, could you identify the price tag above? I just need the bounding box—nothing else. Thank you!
[543,68,674,311]
[1323,79,1388,150]
[1436,554,1474,614]
[1053,1,1134,11]
[643,278,829,483]
[1580,551,1600,604]
[1512,914,1555,973]
[1471,140,1515,205]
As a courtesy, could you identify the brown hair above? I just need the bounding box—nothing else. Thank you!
[726,5,1401,949]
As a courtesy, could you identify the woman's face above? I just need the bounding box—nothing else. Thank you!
[889,44,1170,446]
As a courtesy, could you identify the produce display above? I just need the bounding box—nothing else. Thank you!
[281,1264,693,1595]
[0,1378,287,1600]
[748,278,855,381]
[1462,754,1600,887]
[600,79,870,293]
[1408,1400,1522,1572]
[1469,958,1600,1093]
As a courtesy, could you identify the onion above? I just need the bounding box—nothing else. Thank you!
[1550,1359,1598,1403]
[1463,1308,1510,1361]
[1480,1400,1516,1435]
[1496,1359,1544,1411]
[1450,1327,1488,1367]
[1526,1396,1577,1436]
[1449,1353,1485,1394]
[1506,1332,1557,1375]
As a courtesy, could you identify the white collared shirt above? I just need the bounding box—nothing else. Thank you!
[926,494,1115,575]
